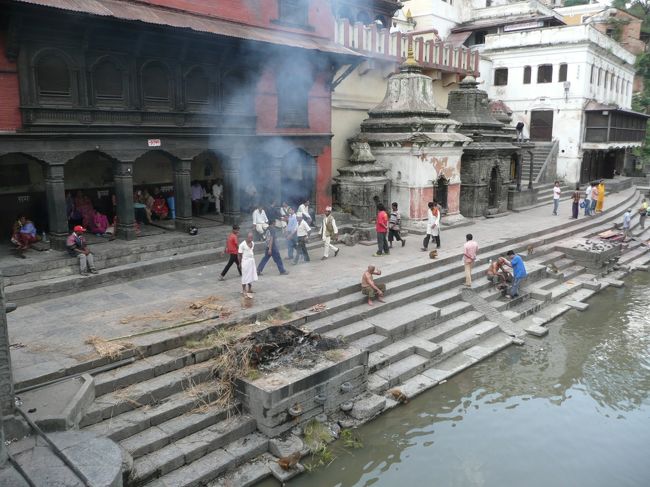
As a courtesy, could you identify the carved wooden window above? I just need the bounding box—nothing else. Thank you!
[221,70,254,114]
[277,71,310,128]
[92,59,124,102]
[558,63,567,83]
[537,64,552,84]
[185,67,210,105]
[36,54,71,99]
[142,62,171,105]
[494,68,508,86]
[523,66,531,84]
[278,0,309,26]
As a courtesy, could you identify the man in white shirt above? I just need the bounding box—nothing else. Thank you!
[191,181,208,215]
[584,183,592,216]
[297,199,312,225]
[552,181,561,216]
[293,213,311,264]
[212,179,223,214]
[252,204,268,240]
[622,208,632,241]
[320,206,339,260]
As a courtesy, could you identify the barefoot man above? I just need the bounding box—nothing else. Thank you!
[361,265,386,306]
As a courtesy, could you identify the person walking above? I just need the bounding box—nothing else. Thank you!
[596,179,606,213]
[285,207,298,260]
[66,225,98,276]
[571,184,581,219]
[388,202,405,248]
[584,182,592,216]
[506,250,527,299]
[320,206,339,260]
[639,198,648,230]
[552,181,561,215]
[257,219,289,276]
[293,213,311,264]
[374,203,390,256]
[212,179,223,214]
[622,208,632,241]
[590,183,599,216]
[421,200,441,251]
[238,232,257,297]
[219,225,241,281]
[463,234,479,288]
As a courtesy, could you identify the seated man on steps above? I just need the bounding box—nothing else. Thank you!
[361,265,386,306]
[66,225,98,276]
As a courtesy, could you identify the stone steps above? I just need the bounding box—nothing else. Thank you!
[80,362,214,428]
[83,383,226,442]
[130,415,257,485]
[143,432,269,487]
[94,347,219,397]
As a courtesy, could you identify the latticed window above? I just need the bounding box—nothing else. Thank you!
[278,0,309,26]
[558,63,567,82]
[93,59,123,101]
[185,67,210,105]
[142,62,171,102]
[37,54,71,97]
[523,66,531,84]
[277,71,310,128]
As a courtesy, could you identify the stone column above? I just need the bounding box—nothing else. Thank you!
[43,163,69,250]
[223,147,242,226]
[0,412,6,467]
[515,153,522,192]
[114,161,137,240]
[0,272,15,419]
[528,152,534,190]
[268,155,283,205]
[173,159,193,232]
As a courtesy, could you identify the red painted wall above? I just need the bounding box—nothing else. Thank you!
[139,0,334,39]
[316,145,333,209]
[255,68,331,135]
[0,32,21,131]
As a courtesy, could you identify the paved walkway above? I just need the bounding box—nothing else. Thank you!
[6,189,635,386]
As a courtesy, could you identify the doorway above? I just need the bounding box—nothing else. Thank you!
[488,166,500,209]
[434,175,449,212]
[530,110,554,141]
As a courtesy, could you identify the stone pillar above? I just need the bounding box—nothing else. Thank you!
[0,272,15,419]
[173,159,193,232]
[223,147,242,225]
[114,161,137,240]
[43,163,69,250]
[268,155,283,205]
[528,152,534,190]
[516,153,522,192]
[0,412,6,467]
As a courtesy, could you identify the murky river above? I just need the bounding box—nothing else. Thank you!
[261,272,650,487]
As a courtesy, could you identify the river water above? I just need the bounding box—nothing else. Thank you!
[261,272,650,487]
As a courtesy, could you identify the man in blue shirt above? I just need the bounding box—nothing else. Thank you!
[506,250,527,298]
[285,207,298,260]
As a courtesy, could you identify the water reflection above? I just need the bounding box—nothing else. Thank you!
[260,273,650,487]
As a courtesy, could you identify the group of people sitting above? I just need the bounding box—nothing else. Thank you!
[67,191,113,236]
[11,215,39,257]
[134,188,170,224]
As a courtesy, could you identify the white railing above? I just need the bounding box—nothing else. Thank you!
[334,19,479,75]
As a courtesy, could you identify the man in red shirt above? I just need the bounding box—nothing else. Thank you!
[219,225,241,281]
[374,203,389,256]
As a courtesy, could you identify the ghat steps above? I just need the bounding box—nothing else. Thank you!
[66,188,648,486]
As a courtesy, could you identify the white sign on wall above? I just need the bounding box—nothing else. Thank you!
[147,139,162,147]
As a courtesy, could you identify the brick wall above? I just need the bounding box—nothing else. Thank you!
[0,32,21,131]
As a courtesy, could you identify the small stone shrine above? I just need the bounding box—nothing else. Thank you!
[351,49,470,220]
[447,77,520,217]
[334,140,390,222]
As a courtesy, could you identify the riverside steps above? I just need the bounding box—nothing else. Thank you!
[4,184,650,486]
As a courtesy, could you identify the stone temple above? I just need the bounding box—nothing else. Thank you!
[351,49,470,221]
[447,76,520,217]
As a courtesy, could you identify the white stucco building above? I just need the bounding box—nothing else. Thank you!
[482,23,645,183]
